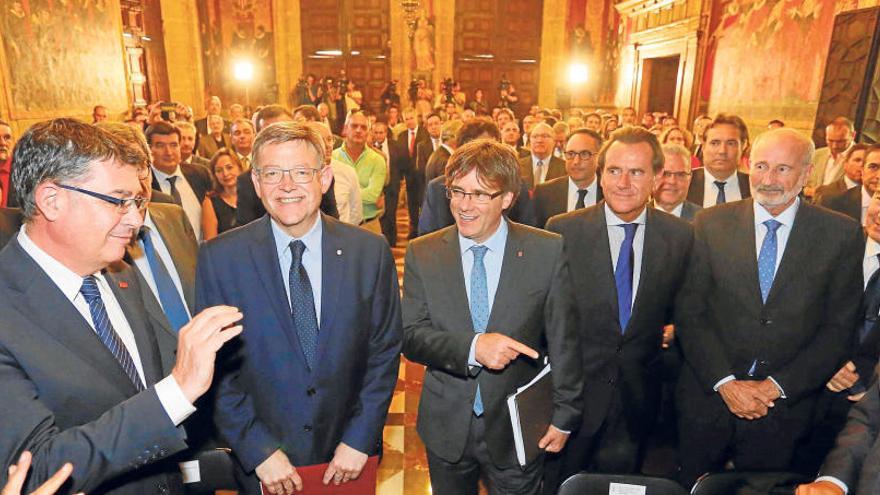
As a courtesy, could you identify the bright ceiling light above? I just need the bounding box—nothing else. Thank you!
[233,60,254,81]
[567,62,588,85]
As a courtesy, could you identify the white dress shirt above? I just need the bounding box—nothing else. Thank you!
[823,152,843,185]
[654,201,684,218]
[17,227,195,425]
[130,212,192,319]
[605,204,647,311]
[702,169,743,207]
[273,215,323,325]
[462,220,509,368]
[862,186,872,226]
[713,198,800,395]
[151,165,203,241]
[531,154,552,185]
[844,175,859,189]
[330,159,364,225]
[567,177,598,212]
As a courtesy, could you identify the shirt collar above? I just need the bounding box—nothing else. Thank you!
[151,165,183,181]
[531,154,550,166]
[754,196,800,227]
[704,168,736,183]
[441,143,454,154]
[866,237,880,259]
[845,176,860,189]
[17,225,96,301]
[459,218,509,256]
[271,214,323,261]
[568,176,596,193]
[604,203,647,226]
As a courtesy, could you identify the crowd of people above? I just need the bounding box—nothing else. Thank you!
[0,83,877,495]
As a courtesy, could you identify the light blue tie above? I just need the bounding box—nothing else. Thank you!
[758,219,782,303]
[139,227,190,332]
[470,245,489,416]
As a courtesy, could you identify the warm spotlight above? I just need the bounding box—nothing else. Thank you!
[567,62,589,85]
[233,60,254,81]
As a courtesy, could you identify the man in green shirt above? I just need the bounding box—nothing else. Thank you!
[332,112,387,226]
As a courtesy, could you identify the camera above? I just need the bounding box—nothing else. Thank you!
[499,76,511,92]
[158,101,178,122]
[441,78,456,104]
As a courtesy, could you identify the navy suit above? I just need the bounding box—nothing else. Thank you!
[196,215,401,489]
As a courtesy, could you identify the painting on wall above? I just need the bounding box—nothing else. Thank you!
[199,0,276,107]
[0,0,129,118]
[707,0,859,122]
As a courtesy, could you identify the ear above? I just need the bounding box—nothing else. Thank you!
[501,191,514,210]
[251,170,263,199]
[319,165,334,194]
[34,182,64,222]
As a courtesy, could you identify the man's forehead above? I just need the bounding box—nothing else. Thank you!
[706,124,741,140]
[0,125,12,136]
[866,149,880,163]
[566,134,598,150]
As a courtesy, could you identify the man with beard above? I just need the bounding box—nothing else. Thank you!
[675,128,863,486]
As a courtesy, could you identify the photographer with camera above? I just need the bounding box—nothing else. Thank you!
[380,81,401,115]
[499,75,519,113]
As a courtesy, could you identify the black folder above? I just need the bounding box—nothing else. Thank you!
[507,363,553,467]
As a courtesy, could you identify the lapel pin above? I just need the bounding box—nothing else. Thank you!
[118,281,129,289]
[336,249,343,256]
[517,250,523,258]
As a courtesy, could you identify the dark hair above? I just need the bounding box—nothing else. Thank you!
[768,119,785,127]
[293,105,321,122]
[445,138,521,204]
[703,113,749,147]
[144,121,181,145]
[256,105,293,132]
[567,128,604,149]
[12,118,144,220]
[251,121,324,170]
[209,148,243,194]
[425,112,442,122]
[844,143,869,163]
[456,118,501,147]
[598,126,665,174]
[496,108,515,121]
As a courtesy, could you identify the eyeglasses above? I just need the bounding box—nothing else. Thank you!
[563,150,594,161]
[58,184,147,213]
[446,187,504,204]
[662,171,691,180]
[254,167,321,184]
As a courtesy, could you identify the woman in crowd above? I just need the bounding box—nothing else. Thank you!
[345,80,363,113]
[468,88,488,115]
[602,116,619,139]
[661,126,699,168]
[201,148,241,240]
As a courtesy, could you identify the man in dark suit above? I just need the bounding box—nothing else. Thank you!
[653,143,702,222]
[686,114,751,207]
[235,105,338,227]
[145,122,213,241]
[0,118,242,494]
[174,121,211,171]
[675,128,864,486]
[812,143,864,204]
[519,123,565,189]
[534,128,604,228]
[194,95,230,137]
[424,119,462,184]
[401,110,434,237]
[500,120,529,158]
[198,122,401,495]
[545,127,692,487]
[817,144,880,225]
[374,121,406,245]
[402,139,582,494]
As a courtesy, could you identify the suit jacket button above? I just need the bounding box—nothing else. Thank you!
[303,424,313,432]
[307,387,316,396]
[607,377,615,385]
[157,482,169,494]
[760,318,772,325]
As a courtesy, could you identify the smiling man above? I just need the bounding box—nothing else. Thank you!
[653,143,702,221]
[402,139,582,495]
[675,128,863,486]
[197,121,401,495]
[545,127,693,486]
[533,129,604,228]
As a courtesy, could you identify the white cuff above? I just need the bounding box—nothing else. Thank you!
[767,376,787,399]
[816,476,848,494]
[155,375,197,426]
[468,334,483,368]
[713,375,736,391]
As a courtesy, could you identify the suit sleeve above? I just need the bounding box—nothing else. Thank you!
[235,172,264,226]
[195,246,280,472]
[417,185,441,236]
[509,184,537,227]
[772,224,863,402]
[340,243,402,454]
[819,375,880,489]
[401,244,475,378]
[0,346,187,493]
[674,219,735,392]
[543,240,583,432]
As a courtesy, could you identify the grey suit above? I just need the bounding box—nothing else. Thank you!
[518,155,565,190]
[813,177,850,204]
[807,147,843,189]
[533,176,603,228]
[402,222,582,491]
[0,239,187,494]
[686,168,751,206]
[817,185,861,224]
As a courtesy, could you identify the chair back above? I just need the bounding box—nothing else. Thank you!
[558,472,688,495]
[690,471,810,495]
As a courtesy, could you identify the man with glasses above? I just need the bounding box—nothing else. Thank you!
[653,143,702,221]
[534,129,604,228]
[197,121,401,495]
[519,123,565,189]
[332,112,386,232]
[402,139,582,495]
[545,127,693,484]
[0,118,243,493]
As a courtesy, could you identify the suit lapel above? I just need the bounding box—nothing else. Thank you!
[149,205,197,312]
[519,157,535,189]
[248,218,305,361]
[551,179,568,217]
[733,200,763,307]
[627,209,667,337]
[764,203,813,305]
[688,169,705,204]
[487,223,529,329]
[315,216,344,366]
[437,228,475,333]
[738,171,752,199]
[106,267,165,386]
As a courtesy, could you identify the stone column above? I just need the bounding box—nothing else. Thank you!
[538,0,569,109]
[389,0,456,106]
[273,0,304,108]
[159,0,206,114]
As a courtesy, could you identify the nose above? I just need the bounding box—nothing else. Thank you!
[618,171,631,188]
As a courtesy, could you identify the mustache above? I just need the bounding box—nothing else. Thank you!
[755,185,785,194]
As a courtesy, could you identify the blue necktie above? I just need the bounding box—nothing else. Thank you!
[80,276,145,391]
[139,227,190,332]
[166,176,182,206]
[758,219,782,303]
[470,245,489,416]
[289,240,319,369]
[714,180,727,205]
[615,224,638,333]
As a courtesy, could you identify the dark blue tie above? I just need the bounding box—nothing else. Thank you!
[139,227,190,332]
[758,219,782,303]
[469,245,489,416]
[166,176,182,205]
[714,180,727,205]
[289,240,319,369]
[80,276,145,391]
[615,224,638,333]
